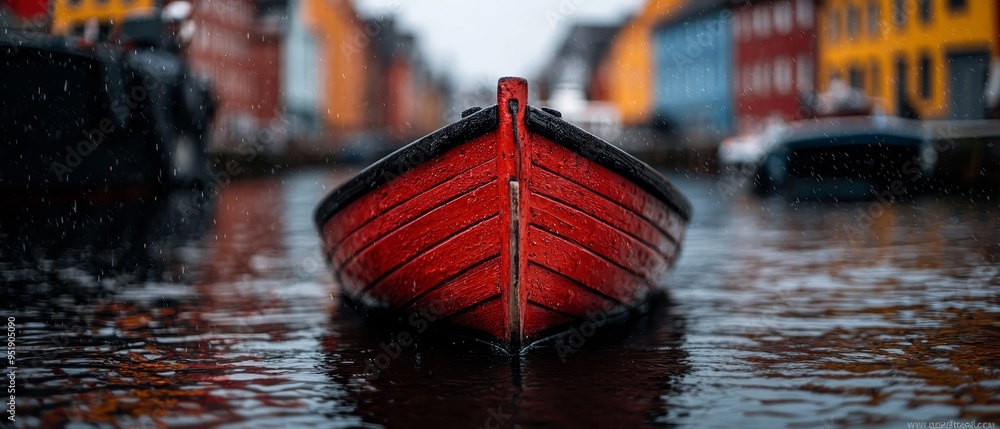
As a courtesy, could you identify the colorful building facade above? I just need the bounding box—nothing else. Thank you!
[4,0,49,23]
[301,0,370,135]
[51,0,154,37]
[818,0,998,119]
[652,0,734,141]
[281,0,320,137]
[364,18,448,141]
[732,0,817,134]
[592,0,689,126]
[186,0,284,149]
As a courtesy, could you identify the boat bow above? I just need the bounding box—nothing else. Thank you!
[315,77,691,353]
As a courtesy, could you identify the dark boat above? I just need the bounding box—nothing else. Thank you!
[924,120,1000,192]
[752,117,936,200]
[0,17,213,198]
[314,77,691,353]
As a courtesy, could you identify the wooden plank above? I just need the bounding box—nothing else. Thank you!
[404,256,502,319]
[530,168,677,262]
[531,136,686,243]
[524,263,617,319]
[444,295,507,342]
[526,226,652,306]
[528,197,670,283]
[331,173,497,272]
[523,302,577,338]
[321,135,496,250]
[354,216,502,307]
[496,77,529,348]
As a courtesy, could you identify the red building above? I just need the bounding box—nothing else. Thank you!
[362,17,449,144]
[3,0,48,22]
[732,0,817,134]
[186,0,285,151]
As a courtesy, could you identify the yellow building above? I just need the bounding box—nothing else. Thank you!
[594,0,689,126]
[302,0,370,133]
[52,0,155,36]
[818,0,998,119]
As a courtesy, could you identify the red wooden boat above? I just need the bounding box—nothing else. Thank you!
[315,77,691,353]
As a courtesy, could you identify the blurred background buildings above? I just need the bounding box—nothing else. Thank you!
[1,0,998,163]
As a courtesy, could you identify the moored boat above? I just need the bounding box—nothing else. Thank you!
[752,117,936,200]
[315,77,691,353]
[0,11,214,199]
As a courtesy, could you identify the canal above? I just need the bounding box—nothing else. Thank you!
[3,169,998,428]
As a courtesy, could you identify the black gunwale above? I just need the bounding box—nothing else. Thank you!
[313,105,499,226]
[525,106,692,221]
[313,104,693,228]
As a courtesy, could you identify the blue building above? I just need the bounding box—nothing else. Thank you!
[652,0,733,142]
[282,0,322,138]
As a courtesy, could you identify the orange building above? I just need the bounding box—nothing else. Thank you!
[592,0,689,126]
[301,0,371,134]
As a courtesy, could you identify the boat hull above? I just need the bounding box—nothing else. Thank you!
[753,118,935,200]
[0,32,214,197]
[316,78,690,353]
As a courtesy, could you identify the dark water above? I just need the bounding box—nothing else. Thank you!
[3,170,999,428]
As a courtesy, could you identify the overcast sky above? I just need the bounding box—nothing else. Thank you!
[353,0,645,90]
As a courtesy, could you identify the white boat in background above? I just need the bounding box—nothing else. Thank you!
[542,85,622,143]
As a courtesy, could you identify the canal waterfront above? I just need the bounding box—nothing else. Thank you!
[2,170,999,428]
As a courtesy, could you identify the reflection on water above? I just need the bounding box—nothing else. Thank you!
[2,171,998,428]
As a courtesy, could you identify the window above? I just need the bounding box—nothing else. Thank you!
[753,4,772,37]
[734,11,742,40]
[919,54,932,98]
[753,63,766,95]
[948,0,967,11]
[797,54,814,92]
[827,8,840,41]
[846,5,859,38]
[774,56,793,95]
[867,1,881,36]
[743,66,753,93]
[849,66,864,89]
[894,0,906,27]
[796,0,814,28]
[871,61,881,96]
[774,1,793,34]
[741,10,753,40]
[760,62,772,95]
[896,57,909,108]
[919,0,932,23]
